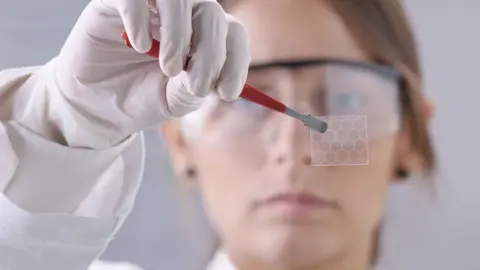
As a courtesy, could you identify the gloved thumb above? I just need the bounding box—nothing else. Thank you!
[115,0,152,53]
[165,72,205,118]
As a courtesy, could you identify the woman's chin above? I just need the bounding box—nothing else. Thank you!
[245,227,344,267]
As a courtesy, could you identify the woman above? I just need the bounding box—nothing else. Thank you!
[0,0,434,270]
[161,0,435,269]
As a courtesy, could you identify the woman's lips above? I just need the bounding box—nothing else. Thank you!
[259,192,337,218]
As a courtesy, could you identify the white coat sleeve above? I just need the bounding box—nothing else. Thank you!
[0,60,146,269]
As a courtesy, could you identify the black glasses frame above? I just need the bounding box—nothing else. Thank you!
[249,58,407,114]
[249,58,401,81]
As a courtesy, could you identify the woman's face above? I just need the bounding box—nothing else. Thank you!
[164,0,408,268]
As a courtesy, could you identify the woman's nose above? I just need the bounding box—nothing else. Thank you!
[268,114,312,166]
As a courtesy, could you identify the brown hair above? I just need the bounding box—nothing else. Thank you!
[211,0,436,266]
[323,0,435,176]
[218,0,435,176]
[320,1,437,263]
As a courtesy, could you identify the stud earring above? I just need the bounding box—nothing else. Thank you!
[396,167,409,178]
[184,166,197,179]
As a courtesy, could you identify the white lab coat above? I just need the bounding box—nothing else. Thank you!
[86,251,235,270]
[0,62,144,269]
[207,251,236,270]
[86,251,232,270]
[0,60,236,270]
[88,260,144,270]
[88,260,143,270]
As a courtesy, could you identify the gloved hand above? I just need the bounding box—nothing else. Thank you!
[51,0,250,148]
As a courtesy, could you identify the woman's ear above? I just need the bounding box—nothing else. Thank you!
[424,99,435,120]
[161,120,195,180]
[392,99,435,181]
[392,129,414,181]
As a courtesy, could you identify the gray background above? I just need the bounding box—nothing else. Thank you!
[1,0,479,269]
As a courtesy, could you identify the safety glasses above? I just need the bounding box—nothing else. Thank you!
[199,59,404,166]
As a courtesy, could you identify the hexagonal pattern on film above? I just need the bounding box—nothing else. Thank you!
[310,115,369,166]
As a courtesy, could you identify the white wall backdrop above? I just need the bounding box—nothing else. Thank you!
[1,0,479,269]
[380,1,480,269]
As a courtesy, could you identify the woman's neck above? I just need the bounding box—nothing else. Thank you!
[221,237,373,270]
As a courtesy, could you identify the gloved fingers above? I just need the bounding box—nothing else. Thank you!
[155,0,194,77]
[165,72,205,117]
[216,15,251,101]
[116,66,201,125]
[147,0,158,14]
[186,1,228,98]
[117,0,152,53]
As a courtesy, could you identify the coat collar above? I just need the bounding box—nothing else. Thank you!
[206,250,380,270]
[206,250,237,270]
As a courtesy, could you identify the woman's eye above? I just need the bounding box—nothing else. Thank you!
[329,92,366,113]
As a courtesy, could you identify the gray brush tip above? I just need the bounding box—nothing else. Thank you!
[302,115,328,133]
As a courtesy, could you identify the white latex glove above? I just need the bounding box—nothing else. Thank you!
[50,0,250,148]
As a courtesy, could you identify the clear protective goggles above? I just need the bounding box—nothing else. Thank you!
[183,59,404,166]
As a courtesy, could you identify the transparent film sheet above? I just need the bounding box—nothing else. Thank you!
[310,115,369,166]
